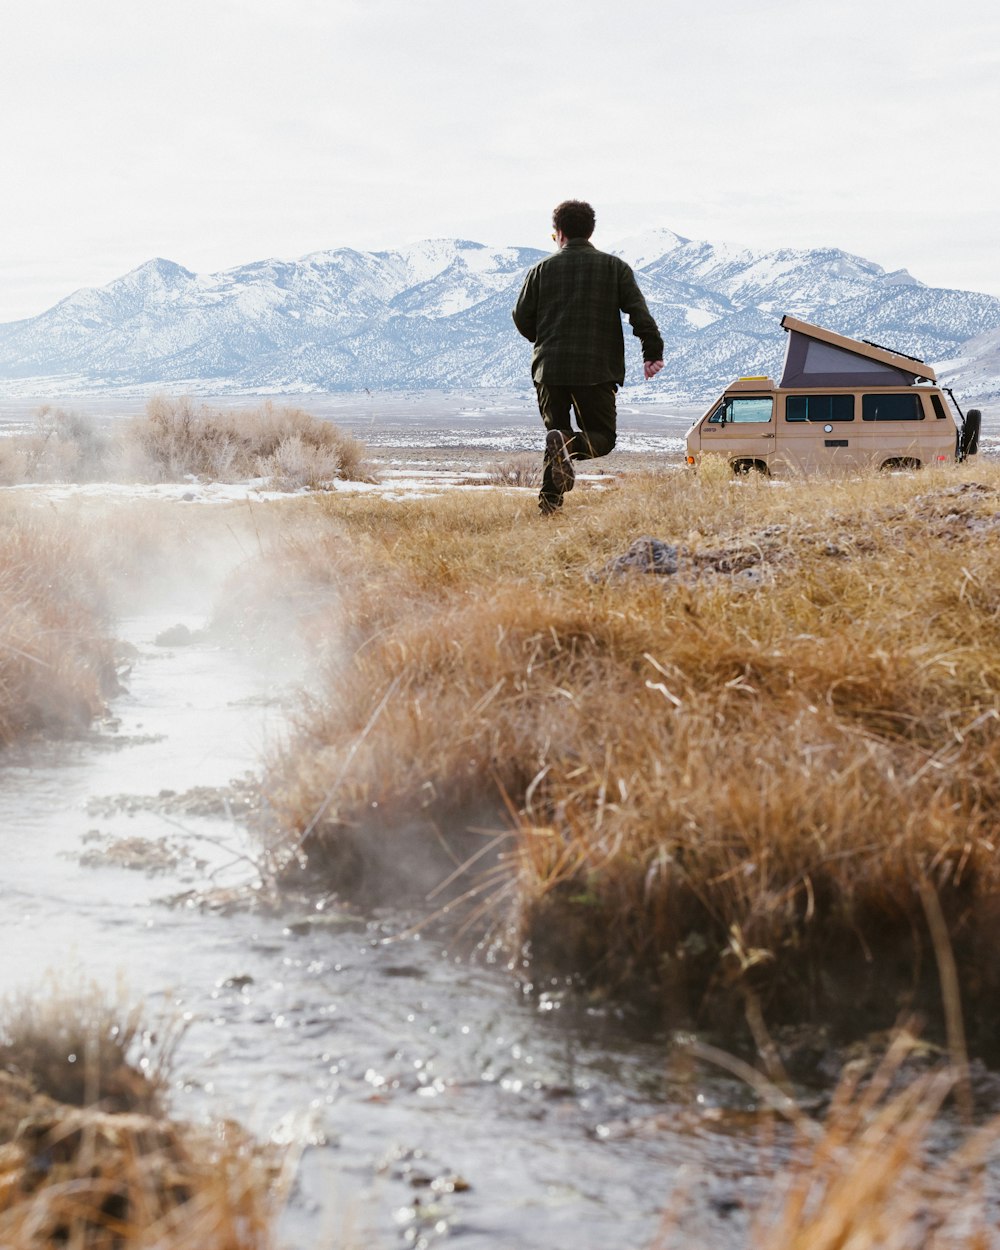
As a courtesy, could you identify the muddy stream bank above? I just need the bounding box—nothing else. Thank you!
[0,602,892,1247]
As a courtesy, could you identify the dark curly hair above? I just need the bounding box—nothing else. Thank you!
[552,200,596,240]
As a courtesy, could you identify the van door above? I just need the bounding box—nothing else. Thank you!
[778,392,857,472]
[699,395,775,472]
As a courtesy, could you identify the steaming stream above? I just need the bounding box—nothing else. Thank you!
[0,599,780,1248]
[4,394,1000,1243]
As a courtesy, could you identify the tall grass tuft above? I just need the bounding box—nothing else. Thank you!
[749,1036,1000,1249]
[252,464,1000,1029]
[0,514,118,742]
[0,982,175,1116]
[649,1031,1000,1249]
[0,985,286,1249]
[486,455,543,488]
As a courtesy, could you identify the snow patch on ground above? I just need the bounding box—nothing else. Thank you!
[1,465,629,508]
[2,478,305,505]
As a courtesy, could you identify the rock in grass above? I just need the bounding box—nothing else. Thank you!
[600,537,682,578]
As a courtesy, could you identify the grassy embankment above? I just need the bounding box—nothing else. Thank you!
[0,397,368,489]
[242,458,1000,1038]
[0,986,286,1248]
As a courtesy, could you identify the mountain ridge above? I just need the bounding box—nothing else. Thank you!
[1,233,998,403]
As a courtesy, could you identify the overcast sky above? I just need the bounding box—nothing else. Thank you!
[1,0,998,322]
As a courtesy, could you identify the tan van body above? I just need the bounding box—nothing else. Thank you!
[685,316,978,476]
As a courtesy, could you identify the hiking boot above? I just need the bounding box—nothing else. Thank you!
[545,429,575,494]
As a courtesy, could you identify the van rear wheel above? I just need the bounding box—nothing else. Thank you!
[879,457,921,472]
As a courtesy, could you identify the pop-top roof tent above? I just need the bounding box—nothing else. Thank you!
[778,315,937,388]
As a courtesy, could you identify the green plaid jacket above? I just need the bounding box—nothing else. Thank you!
[512,239,664,386]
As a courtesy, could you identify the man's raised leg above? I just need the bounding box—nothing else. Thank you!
[569,383,618,462]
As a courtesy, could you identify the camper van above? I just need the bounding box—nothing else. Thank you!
[684,316,982,476]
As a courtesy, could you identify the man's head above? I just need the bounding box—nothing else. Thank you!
[552,200,595,241]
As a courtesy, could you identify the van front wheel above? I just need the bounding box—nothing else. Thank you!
[731,458,770,477]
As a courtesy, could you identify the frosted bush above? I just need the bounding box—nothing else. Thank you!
[258,434,347,490]
[0,396,368,488]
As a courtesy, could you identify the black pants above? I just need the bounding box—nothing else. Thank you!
[535,381,618,506]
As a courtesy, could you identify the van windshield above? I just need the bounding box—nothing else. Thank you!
[709,397,774,424]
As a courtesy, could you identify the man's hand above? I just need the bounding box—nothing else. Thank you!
[643,360,664,380]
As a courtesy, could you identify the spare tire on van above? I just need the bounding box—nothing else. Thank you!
[960,409,982,460]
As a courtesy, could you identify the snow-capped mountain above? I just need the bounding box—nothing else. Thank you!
[938,325,1000,402]
[1,234,997,403]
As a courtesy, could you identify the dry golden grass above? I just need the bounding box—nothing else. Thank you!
[0,985,286,1249]
[652,1032,1000,1250]
[246,461,1000,1027]
[0,984,175,1117]
[485,454,543,488]
[760,1061,999,1248]
[0,398,369,489]
[0,513,118,742]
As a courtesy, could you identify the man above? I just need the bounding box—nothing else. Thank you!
[512,200,664,514]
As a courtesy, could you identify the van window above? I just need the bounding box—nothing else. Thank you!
[862,393,924,421]
[708,397,774,424]
[785,394,854,422]
[931,393,947,420]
